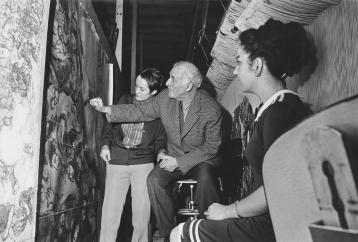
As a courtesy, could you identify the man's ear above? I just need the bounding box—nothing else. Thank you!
[186,82,193,91]
[252,57,263,77]
[150,90,157,96]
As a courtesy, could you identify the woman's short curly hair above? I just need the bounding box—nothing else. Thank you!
[239,19,312,81]
[139,68,165,93]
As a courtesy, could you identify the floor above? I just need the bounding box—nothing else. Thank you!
[152,231,166,242]
[115,187,190,242]
[115,206,166,242]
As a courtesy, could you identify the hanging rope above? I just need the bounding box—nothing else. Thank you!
[211,0,249,67]
[199,43,210,66]
[197,29,212,66]
[201,30,213,48]
[218,0,228,13]
[190,0,212,64]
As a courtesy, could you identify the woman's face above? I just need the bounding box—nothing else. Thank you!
[233,47,256,93]
[135,76,156,101]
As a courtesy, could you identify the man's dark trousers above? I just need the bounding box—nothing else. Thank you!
[147,162,220,237]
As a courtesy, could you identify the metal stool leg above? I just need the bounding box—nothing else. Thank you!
[189,184,195,210]
[177,179,199,221]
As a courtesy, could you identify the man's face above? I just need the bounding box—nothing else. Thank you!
[166,66,190,99]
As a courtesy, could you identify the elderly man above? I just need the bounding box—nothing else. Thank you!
[90,61,222,241]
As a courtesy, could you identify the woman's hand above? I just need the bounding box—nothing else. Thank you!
[90,97,110,114]
[204,203,234,220]
[100,146,111,164]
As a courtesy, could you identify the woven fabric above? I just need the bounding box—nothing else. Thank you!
[232,96,257,198]
[234,0,342,31]
[121,122,144,147]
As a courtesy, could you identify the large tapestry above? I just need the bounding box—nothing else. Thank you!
[0,0,50,241]
[37,0,108,241]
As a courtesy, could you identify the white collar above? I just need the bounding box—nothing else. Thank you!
[255,89,300,122]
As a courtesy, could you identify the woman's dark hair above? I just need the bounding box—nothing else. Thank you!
[139,68,165,93]
[239,19,312,81]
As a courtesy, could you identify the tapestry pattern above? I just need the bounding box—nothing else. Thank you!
[37,0,108,241]
[0,0,49,241]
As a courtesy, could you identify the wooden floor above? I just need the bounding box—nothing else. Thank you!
[152,231,166,242]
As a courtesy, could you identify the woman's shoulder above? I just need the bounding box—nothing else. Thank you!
[265,102,294,119]
[274,93,312,116]
[261,94,312,126]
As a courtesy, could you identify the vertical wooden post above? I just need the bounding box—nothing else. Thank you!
[139,32,143,72]
[131,0,138,94]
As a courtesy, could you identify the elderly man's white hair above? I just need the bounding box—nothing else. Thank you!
[173,61,203,88]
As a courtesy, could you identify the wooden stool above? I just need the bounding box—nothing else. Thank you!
[176,179,199,221]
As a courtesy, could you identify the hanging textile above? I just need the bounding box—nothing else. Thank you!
[205,0,252,101]
[211,0,250,67]
[206,0,342,103]
[231,96,257,199]
[206,58,235,100]
[234,0,342,32]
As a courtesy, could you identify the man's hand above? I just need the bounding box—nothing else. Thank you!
[156,149,167,162]
[204,203,232,220]
[90,97,110,114]
[159,154,178,172]
[100,146,111,164]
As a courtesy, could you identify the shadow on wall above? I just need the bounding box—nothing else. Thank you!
[202,76,243,202]
[219,107,243,202]
[298,0,358,111]
[287,32,318,94]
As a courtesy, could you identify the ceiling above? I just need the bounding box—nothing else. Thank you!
[137,0,196,74]
[93,0,228,82]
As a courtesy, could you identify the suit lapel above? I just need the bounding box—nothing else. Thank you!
[181,91,201,139]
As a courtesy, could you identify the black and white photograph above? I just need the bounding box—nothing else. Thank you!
[0,0,357,241]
